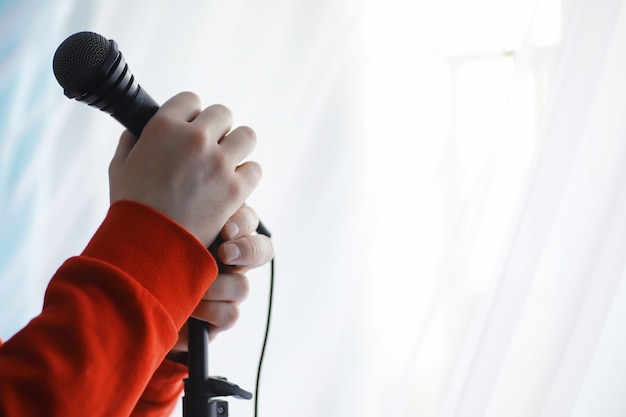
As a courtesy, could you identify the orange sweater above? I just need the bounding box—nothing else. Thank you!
[0,200,218,417]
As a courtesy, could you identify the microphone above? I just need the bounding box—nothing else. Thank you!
[53,31,158,138]
[52,31,272,238]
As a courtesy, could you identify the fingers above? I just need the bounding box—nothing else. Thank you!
[158,91,202,122]
[191,103,234,142]
[220,126,257,165]
[235,161,263,192]
[217,205,274,267]
[195,272,249,332]
[191,300,240,332]
[203,272,250,302]
[150,94,256,167]
[155,97,259,182]
[218,234,274,267]
[222,205,260,240]
[191,104,256,166]
[179,272,249,347]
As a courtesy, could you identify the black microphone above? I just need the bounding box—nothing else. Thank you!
[52,31,272,240]
[53,31,158,138]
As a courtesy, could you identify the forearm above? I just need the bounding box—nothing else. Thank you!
[0,201,216,417]
[131,359,188,417]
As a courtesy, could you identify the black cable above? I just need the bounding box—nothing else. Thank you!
[254,257,275,417]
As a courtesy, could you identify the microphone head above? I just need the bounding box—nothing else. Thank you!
[52,31,116,98]
[52,31,159,137]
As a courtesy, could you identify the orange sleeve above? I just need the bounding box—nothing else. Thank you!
[0,200,216,417]
[130,359,188,417]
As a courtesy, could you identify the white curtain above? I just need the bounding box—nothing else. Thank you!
[438,0,626,415]
[1,0,626,416]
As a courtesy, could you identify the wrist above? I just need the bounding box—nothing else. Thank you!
[82,200,219,327]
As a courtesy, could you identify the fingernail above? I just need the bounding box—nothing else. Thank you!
[223,242,241,263]
[224,221,240,238]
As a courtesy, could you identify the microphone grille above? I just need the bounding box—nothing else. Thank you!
[53,31,112,94]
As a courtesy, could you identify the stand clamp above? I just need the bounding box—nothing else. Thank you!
[183,375,252,416]
[183,318,252,417]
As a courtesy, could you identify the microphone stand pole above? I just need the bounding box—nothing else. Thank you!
[183,318,252,416]
[183,219,271,416]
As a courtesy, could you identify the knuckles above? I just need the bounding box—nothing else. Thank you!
[224,177,247,201]
[236,125,257,142]
[206,103,233,123]
[177,91,202,107]
[185,124,213,152]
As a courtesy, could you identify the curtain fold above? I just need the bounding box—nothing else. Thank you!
[440,0,626,416]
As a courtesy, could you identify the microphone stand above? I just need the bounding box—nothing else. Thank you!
[183,318,252,417]
[183,221,271,416]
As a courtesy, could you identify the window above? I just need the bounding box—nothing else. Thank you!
[362,1,563,414]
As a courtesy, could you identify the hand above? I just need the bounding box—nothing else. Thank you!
[108,92,262,247]
[171,205,274,351]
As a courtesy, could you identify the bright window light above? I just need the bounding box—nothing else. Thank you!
[362,0,562,413]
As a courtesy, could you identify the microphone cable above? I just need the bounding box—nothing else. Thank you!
[254,256,275,417]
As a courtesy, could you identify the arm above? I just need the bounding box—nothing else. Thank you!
[0,201,216,417]
[0,92,261,417]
